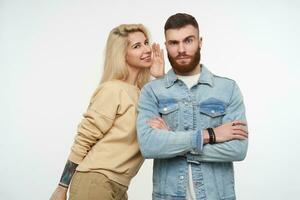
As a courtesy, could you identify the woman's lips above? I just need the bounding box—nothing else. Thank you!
[141,55,151,62]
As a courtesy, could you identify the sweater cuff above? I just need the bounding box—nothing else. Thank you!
[68,152,84,164]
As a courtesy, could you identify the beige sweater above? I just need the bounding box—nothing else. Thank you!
[68,80,144,186]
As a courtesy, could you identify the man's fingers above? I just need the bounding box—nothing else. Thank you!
[233,130,248,138]
[233,135,248,140]
[148,117,170,130]
[148,122,163,129]
[155,117,167,125]
[147,120,162,126]
[233,125,248,134]
[147,119,166,129]
[152,117,167,127]
[158,119,169,130]
[231,120,247,127]
[149,124,161,129]
[149,118,163,125]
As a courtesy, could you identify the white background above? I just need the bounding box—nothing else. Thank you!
[1,0,300,199]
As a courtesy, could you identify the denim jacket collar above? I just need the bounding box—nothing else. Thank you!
[164,64,214,88]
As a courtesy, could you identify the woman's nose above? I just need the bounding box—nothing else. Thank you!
[144,44,151,53]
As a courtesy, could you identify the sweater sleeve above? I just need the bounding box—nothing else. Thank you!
[68,83,121,164]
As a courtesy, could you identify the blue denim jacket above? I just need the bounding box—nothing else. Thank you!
[137,65,248,200]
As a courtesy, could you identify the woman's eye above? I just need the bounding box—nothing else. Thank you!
[133,44,141,49]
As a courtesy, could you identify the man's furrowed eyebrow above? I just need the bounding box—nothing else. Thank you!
[167,35,196,43]
[184,35,196,40]
[167,40,179,44]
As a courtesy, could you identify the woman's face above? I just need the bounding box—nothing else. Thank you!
[125,31,152,69]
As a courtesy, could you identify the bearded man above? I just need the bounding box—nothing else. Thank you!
[137,13,248,200]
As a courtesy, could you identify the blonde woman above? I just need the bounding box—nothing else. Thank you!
[50,24,164,200]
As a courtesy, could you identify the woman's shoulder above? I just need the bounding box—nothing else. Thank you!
[101,80,140,92]
[91,80,139,102]
[98,80,124,91]
[88,81,123,108]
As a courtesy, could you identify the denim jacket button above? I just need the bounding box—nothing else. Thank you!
[211,110,215,113]
[180,175,184,179]
[163,107,168,112]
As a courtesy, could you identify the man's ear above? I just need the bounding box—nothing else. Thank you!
[199,37,203,49]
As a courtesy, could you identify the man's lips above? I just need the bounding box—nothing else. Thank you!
[176,56,191,61]
[176,56,191,60]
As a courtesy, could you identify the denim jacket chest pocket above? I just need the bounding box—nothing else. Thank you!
[199,98,226,128]
[158,102,179,130]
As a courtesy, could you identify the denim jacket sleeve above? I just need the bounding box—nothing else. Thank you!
[137,84,203,159]
[190,82,248,162]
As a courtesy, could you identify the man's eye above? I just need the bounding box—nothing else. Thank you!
[185,38,193,44]
[145,41,149,45]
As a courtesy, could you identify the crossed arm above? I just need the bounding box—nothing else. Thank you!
[137,83,248,162]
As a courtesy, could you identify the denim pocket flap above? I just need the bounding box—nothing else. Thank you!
[200,98,226,118]
[159,103,179,114]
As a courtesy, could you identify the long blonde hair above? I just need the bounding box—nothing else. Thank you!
[100,24,151,88]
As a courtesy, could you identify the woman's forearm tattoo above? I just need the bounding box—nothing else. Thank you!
[58,160,78,188]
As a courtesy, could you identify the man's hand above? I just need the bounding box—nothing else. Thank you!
[49,185,67,200]
[148,117,247,143]
[147,116,170,130]
[203,120,248,144]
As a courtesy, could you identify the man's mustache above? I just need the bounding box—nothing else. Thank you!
[176,53,191,59]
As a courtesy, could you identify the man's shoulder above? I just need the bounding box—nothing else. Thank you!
[143,76,166,89]
[212,73,237,87]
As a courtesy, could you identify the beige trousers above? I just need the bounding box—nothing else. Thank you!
[69,171,128,200]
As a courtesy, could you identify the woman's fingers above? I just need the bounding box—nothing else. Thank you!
[160,49,164,62]
[152,43,163,59]
[156,44,160,57]
[151,43,156,57]
[153,43,159,57]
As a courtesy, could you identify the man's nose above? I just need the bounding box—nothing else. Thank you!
[178,43,185,53]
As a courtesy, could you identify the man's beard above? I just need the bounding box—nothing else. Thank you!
[167,47,201,74]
